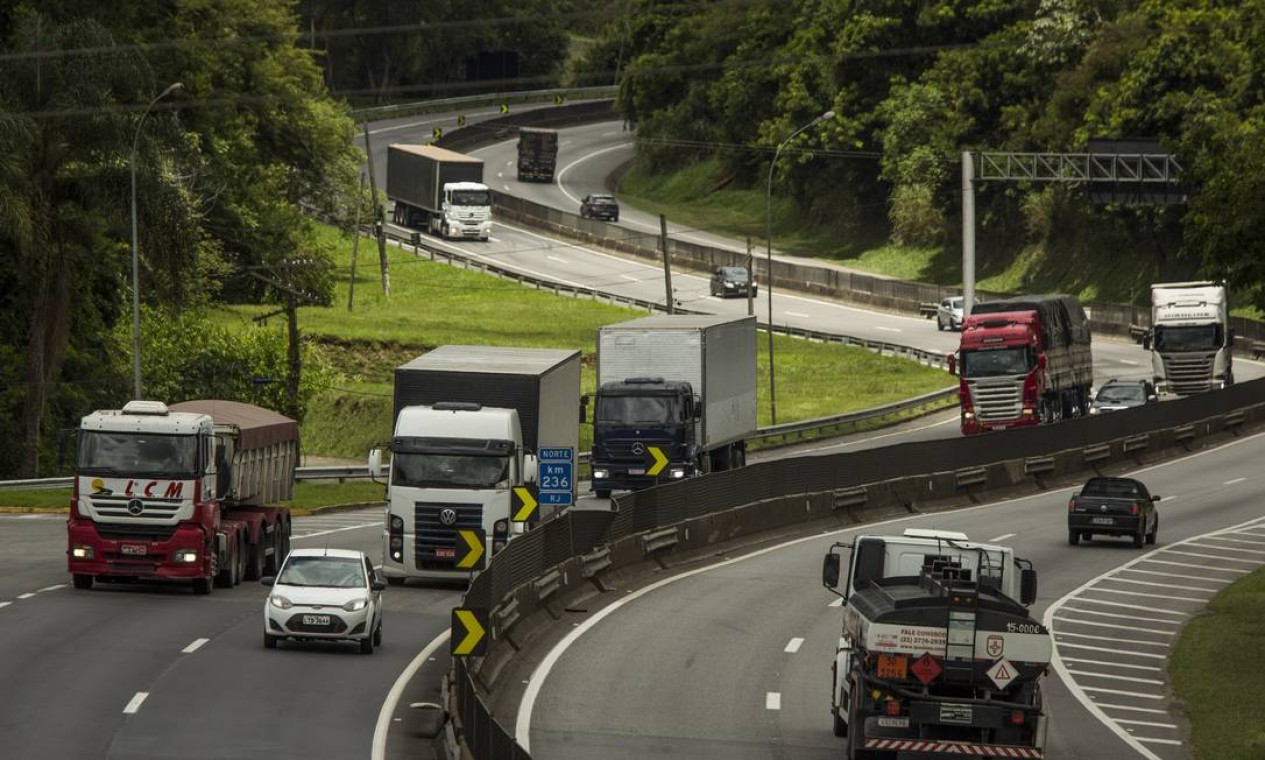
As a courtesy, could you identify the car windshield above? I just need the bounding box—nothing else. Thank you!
[76,431,198,477]
[595,394,680,424]
[1096,385,1145,404]
[392,452,510,489]
[1153,324,1221,351]
[719,268,749,281]
[948,298,963,310]
[959,347,1033,377]
[451,189,491,206]
[590,196,616,206]
[277,556,366,588]
[1082,479,1145,499]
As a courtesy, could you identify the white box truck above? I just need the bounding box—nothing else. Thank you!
[1149,281,1233,395]
[371,346,581,584]
[387,144,492,241]
[587,314,757,498]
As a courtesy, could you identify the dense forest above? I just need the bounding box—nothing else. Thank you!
[4,0,1265,478]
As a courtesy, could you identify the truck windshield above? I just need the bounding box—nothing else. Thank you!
[392,452,510,489]
[595,395,680,424]
[1153,324,1222,351]
[959,347,1034,377]
[77,431,198,477]
[450,189,491,206]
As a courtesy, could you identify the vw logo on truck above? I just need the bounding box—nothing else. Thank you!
[439,508,458,526]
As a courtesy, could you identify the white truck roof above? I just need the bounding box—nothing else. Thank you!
[395,404,520,441]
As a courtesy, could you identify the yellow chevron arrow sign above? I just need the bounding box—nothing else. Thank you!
[646,445,669,476]
[455,528,485,570]
[451,608,488,656]
[512,486,538,522]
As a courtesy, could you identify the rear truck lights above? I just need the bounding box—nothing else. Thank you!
[1011,709,1026,725]
[269,595,293,610]
[885,700,902,717]
[175,550,199,563]
[343,598,369,612]
[71,545,94,560]
[592,469,609,479]
[670,468,687,478]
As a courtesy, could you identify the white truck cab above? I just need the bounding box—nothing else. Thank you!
[439,181,492,241]
[1150,281,1232,395]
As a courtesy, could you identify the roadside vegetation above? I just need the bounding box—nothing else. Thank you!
[1170,565,1265,758]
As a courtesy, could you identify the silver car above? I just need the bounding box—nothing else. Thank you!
[937,296,964,331]
[262,548,385,654]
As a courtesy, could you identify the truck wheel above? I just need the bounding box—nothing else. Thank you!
[387,576,405,587]
[1068,530,1080,546]
[594,488,611,499]
[244,537,264,581]
[264,633,278,649]
[215,539,238,588]
[192,576,212,595]
[73,574,93,590]
[833,710,848,738]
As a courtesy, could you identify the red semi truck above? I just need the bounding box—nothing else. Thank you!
[949,295,1094,435]
[67,399,296,594]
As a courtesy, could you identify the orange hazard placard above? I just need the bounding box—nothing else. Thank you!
[876,653,908,679]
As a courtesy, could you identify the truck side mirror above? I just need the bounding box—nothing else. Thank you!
[523,453,538,484]
[946,353,956,375]
[822,553,841,589]
[693,394,702,421]
[1019,568,1038,606]
[579,395,588,423]
[1037,353,1047,370]
[368,448,383,480]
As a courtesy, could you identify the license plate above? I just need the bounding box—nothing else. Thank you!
[876,653,908,679]
[120,543,147,556]
[1092,517,1115,525]
[302,614,330,626]
[435,548,455,558]
[628,468,645,475]
[940,703,973,724]
[878,717,910,729]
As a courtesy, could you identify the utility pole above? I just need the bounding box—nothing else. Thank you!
[361,120,390,296]
[245,266,322,421]
[746,236,754,317]
[660,214,674,314]
[348,172,365,312]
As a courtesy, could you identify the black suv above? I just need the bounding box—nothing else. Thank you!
[1091,379,1157,414]
[709,266,756,298]
[580,193,620,222]
[1068,476,1160,548]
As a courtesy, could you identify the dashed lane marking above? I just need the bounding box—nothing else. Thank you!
[0,602,10,610]
[293,523,379,540]
[1081,587,1212,603]
[1055,631,1170,648]
[989,533,1016,542]
[123,692,149,714]
[1096,704,1171,715]
[1118,568,1234,583]
[785,311,810,318]
[765,692,781,710]
[1061,658,1162,672]
[784,638,804,654]
[1052,617,1175,636]
[1058,607,1183,625]
[1066,670,1165,686]
[16,593,34,599]
[1223,477,1246,485]
[1137,558,1248,574]
[1054,642,1167,659]
[1098,578,1222,594]
[1116,719,1179,729]
[182,638,209,654]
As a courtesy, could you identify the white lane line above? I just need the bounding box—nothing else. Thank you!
[988,533,1016,542]
[371,629,452,760]
[1065,670,1164,686]
[1055,631,1170,648]
[785,311,811,318]
[1206,535,1265,546]
[555,144,636,206]
[546,255,569,264]
[1186,541,1265,555]
[1115,718,1179,729]
[1080,686,1165,700]
[294,523,379,540]
[1095,703,1171,715]
[619,274,640,282]
[37,584,67,593]
[1061,658,1162,672]
[1070,598,1189,616]
[1136,738,1183,746]
[0,602,11,610]
[16,593,35,600]
[1224,477,1247,485]
[1052,617,1174,636]
[1081,587,1211,603]
[1117,568,1234,583]
[765,692,782,710]
[1054,643,1166,659]
[1059,607,1183,625]
[1139,558,1248,574]
[784,638,804,654]
[1098,577,1222,594]
[1163,549,1263,563]
[874,325,902,332]
[123,692,149,714]
[182,638,209,654]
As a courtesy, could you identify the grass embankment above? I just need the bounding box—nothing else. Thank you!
[1169,566,1265,758]
[0,481,386,514]
[217,223,952,461]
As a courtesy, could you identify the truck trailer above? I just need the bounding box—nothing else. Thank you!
[951,295,1093,435]
[68,399,296,594]
[1149,281,1233,395]
[587,314,757,498]
[387,144,493,241]
[822,529,1049,759]
[372,346,582,583]
[516,127,558,182]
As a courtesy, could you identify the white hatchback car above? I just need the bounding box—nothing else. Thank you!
[937,296,965,331]
[262,548,385,654]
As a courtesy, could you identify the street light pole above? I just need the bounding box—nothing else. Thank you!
[131,81,183,400]
[764,109,834,425]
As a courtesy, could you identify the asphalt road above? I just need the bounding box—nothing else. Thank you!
[518,430,1265,760]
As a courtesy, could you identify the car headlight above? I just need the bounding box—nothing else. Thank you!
[343,598,369,612]
[725,282,736,288]
[175,550,198,563]
[269,595,293,610]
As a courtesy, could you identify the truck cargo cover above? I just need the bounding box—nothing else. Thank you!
[169,400,298,450]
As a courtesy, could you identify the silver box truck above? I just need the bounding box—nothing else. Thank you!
[588,314,757,497]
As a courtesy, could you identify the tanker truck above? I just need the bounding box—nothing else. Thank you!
[822,528,1049,759]
[68,400,296,594]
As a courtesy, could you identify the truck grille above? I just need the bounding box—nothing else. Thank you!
[967,379,1023,421]
[413,502,483,569]
[597,441,674,461]
[1161,353,1215,395]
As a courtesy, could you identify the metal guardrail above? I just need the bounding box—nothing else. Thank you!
[349,86,618,120]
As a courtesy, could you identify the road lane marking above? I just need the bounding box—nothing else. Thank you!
[1054,642,1167,659]
[1224,477,1246,485]
[182,638,209,654]
[123,692,149,714]
[1117,359,1139,366]
[1081,587,1211,603]
[372,629,452,760]
[1206,535,1265,546]
[1115,719,1179,729]
[555,144,635,206]
[16,593,34,599]
[1117,568,1233,583]
[785,311,810,318]
[1095,703,1171,715]
[1059,606,1183,625]
[827,597,843,607]
[1055,631,1170,648]
[1098,577,1221,594]
[1069,598,1189,616]
[1052,617,1174,636]
[1065,670,1164,685]
[1136,738,1183,746]
[546,255,569,264]
[784,638,804,654]
[765,692,781,710]
[37,584,66,593]
[1185,541,1265,555]
[1061,658,1162,672]
[294,523,378,540]
[874,325,901,332]
[0,602,10,610]
[988,533,1016,542]
[1080,686,1165,699]
[1138,558,1248,574]
[1164,549,1262,563]
[620,274,640,282]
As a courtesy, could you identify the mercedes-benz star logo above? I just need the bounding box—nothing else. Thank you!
[631,442,645,456]
[127,499,144,516]
[439,508,458,526]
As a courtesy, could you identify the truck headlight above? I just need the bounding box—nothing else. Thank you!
[592,469,609,479]
[175,550,199,563]
[390,515,404,532]
[71,544,94,560]
[670,468,687,478]
[269,595,293,610]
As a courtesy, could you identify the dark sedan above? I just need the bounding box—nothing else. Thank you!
[1068,476,1159,548]
[709,266,757,298]
[580,193,620,221]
